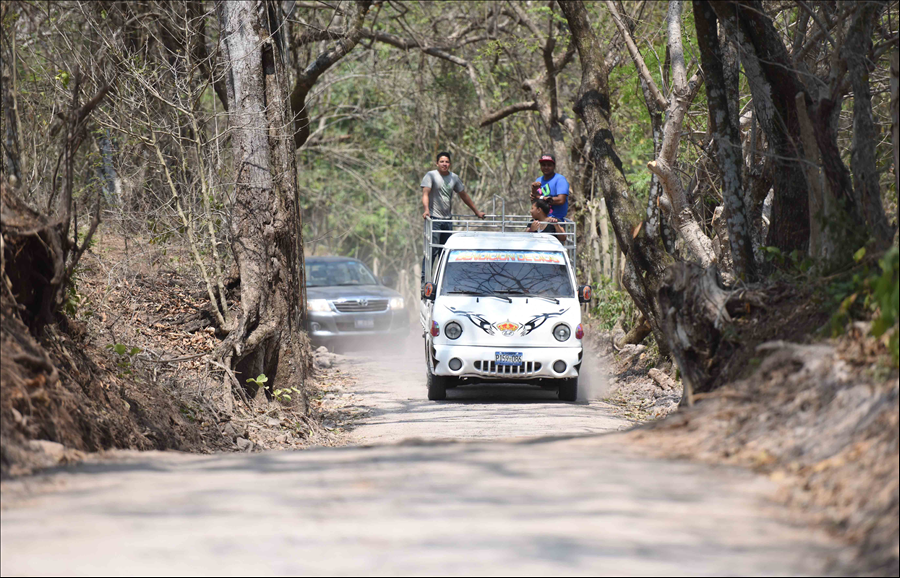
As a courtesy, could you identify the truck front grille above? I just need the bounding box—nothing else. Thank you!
[473,360,542,376]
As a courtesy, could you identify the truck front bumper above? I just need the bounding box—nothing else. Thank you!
[431,344,582,380]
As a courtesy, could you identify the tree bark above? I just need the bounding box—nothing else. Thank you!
[0,28,22,187]
[606,0,673,255]
[694,0,756,282]
[646,0,713,269]
[559,0,670,349]
[712,1,810,255]
[842,0,893,250]
[217,1,309,412]
[893,48,899,215]
[599,196,611,277]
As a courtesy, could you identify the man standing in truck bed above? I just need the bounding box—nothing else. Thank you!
[530,153,570,221]
[421,151,485,282]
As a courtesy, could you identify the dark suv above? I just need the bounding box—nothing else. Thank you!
[306,257,409,348]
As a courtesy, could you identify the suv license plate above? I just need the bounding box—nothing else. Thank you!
[495,351,523,366]
[354,318,375,329]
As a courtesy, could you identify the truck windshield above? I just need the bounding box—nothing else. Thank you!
[440,250,573,298]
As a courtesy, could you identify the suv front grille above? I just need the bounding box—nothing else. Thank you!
[333,299,389,312]
[473,360,542,376]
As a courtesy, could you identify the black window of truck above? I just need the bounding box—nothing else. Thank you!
[440,250,573,298]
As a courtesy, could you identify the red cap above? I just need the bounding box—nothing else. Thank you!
[538,153,556,164]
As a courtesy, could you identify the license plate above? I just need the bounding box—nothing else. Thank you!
[495,351,523,366]
[354,318,375,329]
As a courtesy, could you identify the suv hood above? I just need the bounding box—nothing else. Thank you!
[307,284,400,301]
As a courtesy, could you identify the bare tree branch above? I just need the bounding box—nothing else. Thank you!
[605,0,667,110]
[290,0,373,148]
[479,101,539,127]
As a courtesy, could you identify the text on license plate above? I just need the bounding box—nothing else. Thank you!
[354,318,375,329]
[495,351,523,366]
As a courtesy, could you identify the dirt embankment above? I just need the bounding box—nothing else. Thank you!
[1,234,347,476]
[594,324,898,576]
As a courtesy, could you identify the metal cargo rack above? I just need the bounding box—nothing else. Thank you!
[423,196,576,282]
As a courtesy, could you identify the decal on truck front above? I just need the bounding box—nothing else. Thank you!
[445,306,495,335]
[494,321,521,336]
[448,250,565,264]
[520,308,568,335]
[445,306,570,336]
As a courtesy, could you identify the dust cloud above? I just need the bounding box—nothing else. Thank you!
[578,343,609,401]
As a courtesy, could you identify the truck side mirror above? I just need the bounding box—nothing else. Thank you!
[578,284,592,303]
[422,282,436,302]
[381,275,395,287]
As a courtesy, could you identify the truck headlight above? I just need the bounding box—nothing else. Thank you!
[553,323,571,342]
[390,297,405,310]
[445,321,462,340]
[307,299,331,312]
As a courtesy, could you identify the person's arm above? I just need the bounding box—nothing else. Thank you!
[422,186,431,219]
[548,176,570,206]
[421,172,434,219]
[551,221,566,243]
[548,193,567,206]
[457,190,486,219]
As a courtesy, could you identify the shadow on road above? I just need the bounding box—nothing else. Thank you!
[1,434,840,576]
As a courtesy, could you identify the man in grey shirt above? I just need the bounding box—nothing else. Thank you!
[421,152,485,282]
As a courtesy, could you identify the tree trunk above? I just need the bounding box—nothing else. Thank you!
[1,37,22,187]
[217,1,309,412]
[893,48,899,213]
[559,0,670,349]
[712,1,810,255]
[599,197,611,278]
[694,0,756,282]
[843,0,893,250]
[588,197,601,285]
[646,0,712,269]
[657,263,738,399]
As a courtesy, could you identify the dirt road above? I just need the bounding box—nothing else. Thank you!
[1,333,846,575]
[343,333,626,444]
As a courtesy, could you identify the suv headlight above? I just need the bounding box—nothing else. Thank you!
[307,299,331,312]
[390,297,405,310]
[553,323,571,342]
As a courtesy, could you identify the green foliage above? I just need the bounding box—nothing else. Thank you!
[106,343,142,375]
[871,247,899,364]
[55,70,70,88]
[246,374,299,403]
[827,246,900,366]
[63,283,82,316]
[762,246,813,273]
[273,387,302,403]
[589,279,635,331]
[246,374,268,388]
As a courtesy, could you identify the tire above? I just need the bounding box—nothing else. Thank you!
[558,377,578,402]
[427,367,448,400]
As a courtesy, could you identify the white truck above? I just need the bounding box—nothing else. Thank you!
[420,207,591,401]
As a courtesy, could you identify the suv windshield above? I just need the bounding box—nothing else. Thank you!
[307,261,378,287]
[440,250,573,298]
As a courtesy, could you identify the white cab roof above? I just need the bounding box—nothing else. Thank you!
[443,232,564,252]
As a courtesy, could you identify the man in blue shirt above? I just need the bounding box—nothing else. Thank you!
[530,153,570,221]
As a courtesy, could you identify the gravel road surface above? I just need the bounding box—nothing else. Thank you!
[0,333,845,575]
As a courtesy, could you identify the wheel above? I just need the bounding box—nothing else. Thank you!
[558,377,578,402]
[427,366,448,400]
